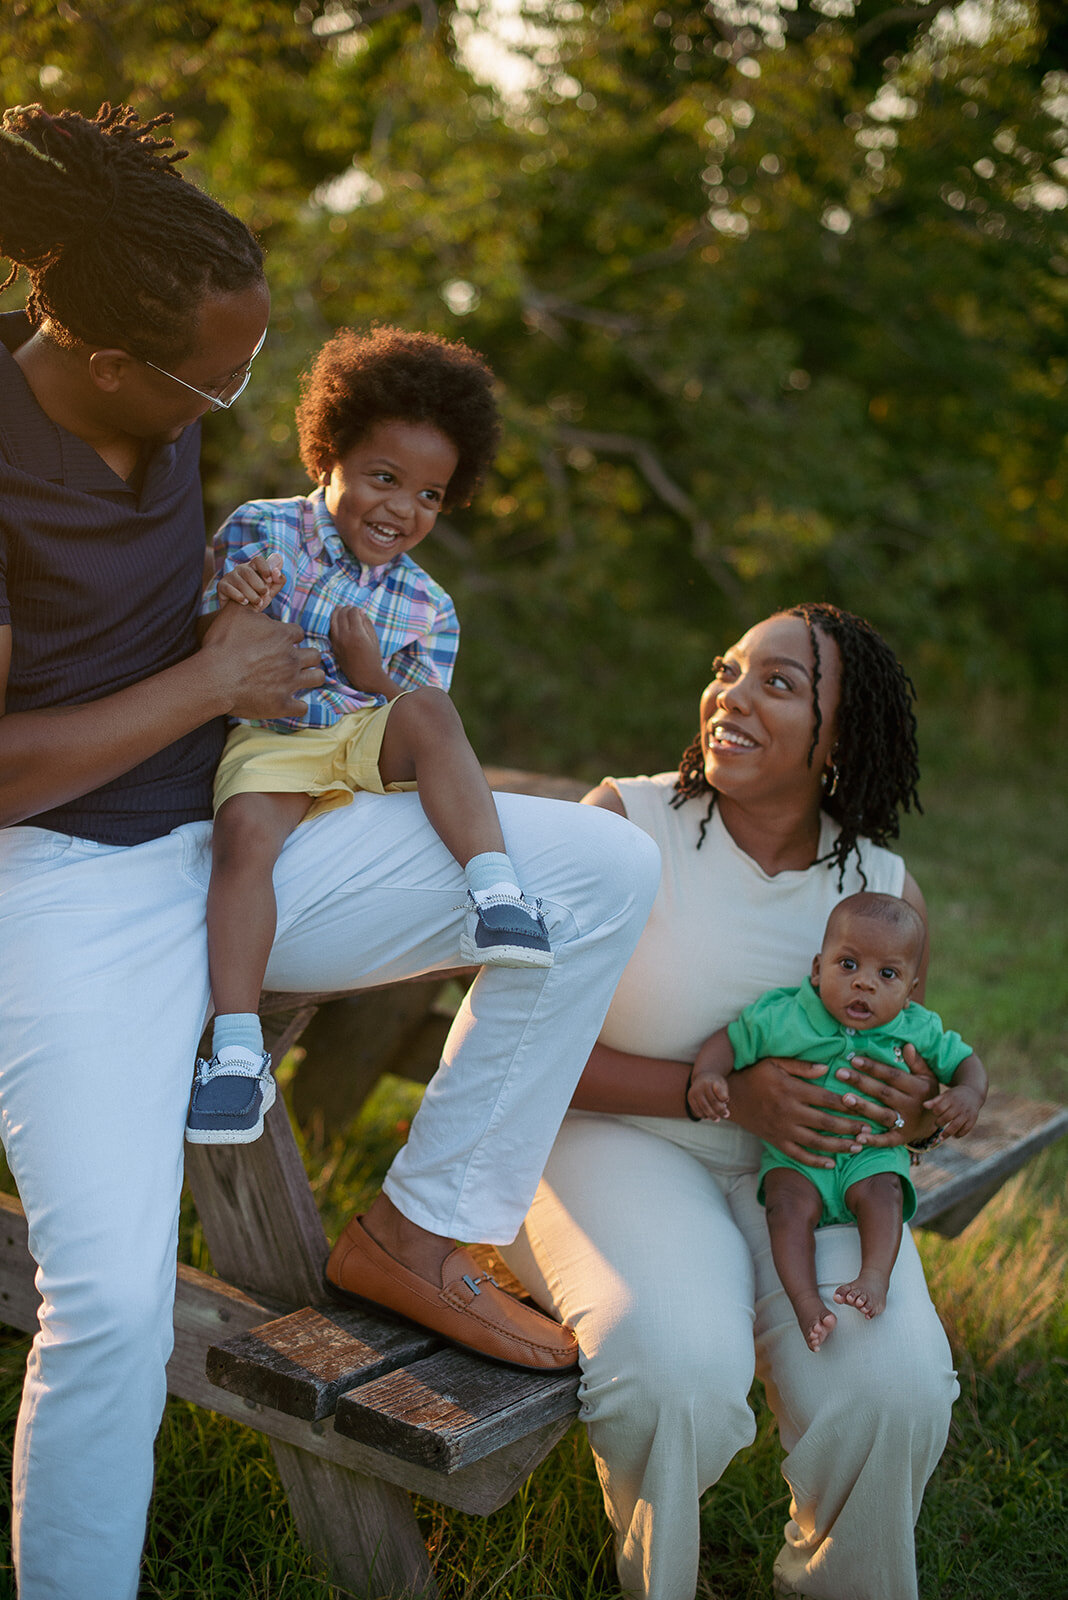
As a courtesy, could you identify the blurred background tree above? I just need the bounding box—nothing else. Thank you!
[3,0,1066,774]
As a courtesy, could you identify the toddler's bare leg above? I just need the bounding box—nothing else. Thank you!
[208,791,312,1015]
[763,1168,837,1352]
[835,1172,904,1319]
[377,688,506,867]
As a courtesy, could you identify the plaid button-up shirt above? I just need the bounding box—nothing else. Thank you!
[201,488,459,731]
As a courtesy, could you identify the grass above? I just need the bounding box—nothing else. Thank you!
[0,689,1065,1599]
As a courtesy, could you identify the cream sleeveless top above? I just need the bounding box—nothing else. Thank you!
[599,772,906,1064]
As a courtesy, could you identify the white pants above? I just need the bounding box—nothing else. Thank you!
[503,1112,958,1600]
[0,792,659,1600]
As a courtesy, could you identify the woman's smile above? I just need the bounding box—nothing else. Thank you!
[705,719,759,753]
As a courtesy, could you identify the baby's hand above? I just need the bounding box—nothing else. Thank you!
[687,1070,731,1122]
[923,1083,983,1139]
[218,553,285,612]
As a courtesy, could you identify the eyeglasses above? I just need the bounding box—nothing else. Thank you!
[140,328,267,412]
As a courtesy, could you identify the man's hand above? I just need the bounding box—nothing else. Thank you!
[200,603,323,721]
[217,552,285,612]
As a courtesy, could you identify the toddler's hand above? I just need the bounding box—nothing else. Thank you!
[923,1083,982,1139]
[330,606,390,694]
[218,552,285,612]
[687,1071,731,1122]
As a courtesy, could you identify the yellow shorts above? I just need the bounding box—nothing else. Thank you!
[213,699,416,823]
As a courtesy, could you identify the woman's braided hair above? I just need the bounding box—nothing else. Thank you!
[671,602,922,885]
[0,102,263,364]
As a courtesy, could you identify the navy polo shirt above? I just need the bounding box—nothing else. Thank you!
[0,311,226,844]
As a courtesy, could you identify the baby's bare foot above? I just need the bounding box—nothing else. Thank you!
[834,1271,889,1318]
[793,1294,837,1351]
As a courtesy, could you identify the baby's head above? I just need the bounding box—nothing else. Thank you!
[811,892,926,1031]
[295,326,500,566]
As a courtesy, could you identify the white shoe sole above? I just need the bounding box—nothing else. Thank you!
[458,932,554,969]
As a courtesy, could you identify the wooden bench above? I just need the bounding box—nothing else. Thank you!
[0,768,1065,1597]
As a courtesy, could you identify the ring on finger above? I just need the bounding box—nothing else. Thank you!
[892,1112,905,1130]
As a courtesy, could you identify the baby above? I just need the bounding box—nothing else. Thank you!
[687,892,987,1350]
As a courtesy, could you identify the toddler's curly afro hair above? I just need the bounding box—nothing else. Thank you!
[296,325,500,510]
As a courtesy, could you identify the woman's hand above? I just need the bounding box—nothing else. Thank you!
[727,1048,938,1167]
[835,1044,939,1146]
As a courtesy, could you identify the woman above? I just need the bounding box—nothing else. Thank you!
[503,603,958,1600]
[0,103,656,1599]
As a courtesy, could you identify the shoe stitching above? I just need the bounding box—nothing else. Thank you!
[193,1052,273,1085]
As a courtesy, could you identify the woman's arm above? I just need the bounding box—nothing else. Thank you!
[570,1039,692,1116]
[581,780,626,815]
[0,610,324,828]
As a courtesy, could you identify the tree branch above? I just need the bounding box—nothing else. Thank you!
[854,2,947,50]
[557,427,746,611]
[522,288,643,335]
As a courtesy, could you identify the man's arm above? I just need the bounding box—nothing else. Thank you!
[0,611,324,828]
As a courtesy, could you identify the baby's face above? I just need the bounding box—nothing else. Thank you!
[812,911,920,1030]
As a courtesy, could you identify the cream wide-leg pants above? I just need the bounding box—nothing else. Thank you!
[0,792,659,1600]
[503,1110,959,1600]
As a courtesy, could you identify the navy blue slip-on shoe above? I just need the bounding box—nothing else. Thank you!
[458,893,554,970]
[185,1049,276,1145]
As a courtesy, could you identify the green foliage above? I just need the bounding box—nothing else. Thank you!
[2,1,1067,769]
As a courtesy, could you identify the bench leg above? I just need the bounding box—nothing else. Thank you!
[271,1441,438,1599]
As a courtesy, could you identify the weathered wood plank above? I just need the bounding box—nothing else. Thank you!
[258,973,474,1016]
[204,1370,576,1516]
[0,1190,43,1332]
[288,982,454,1130]
[912,1089,1068,1236]
[0,1191,572,1516]
[270,1439,438,1599]
[182,1088,329,1307]
[208,1304,440,1421]
[334,1347,581,1473]
[178,1276,575,1513]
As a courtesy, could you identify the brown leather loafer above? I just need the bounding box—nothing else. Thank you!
[324,1215,580,1372]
